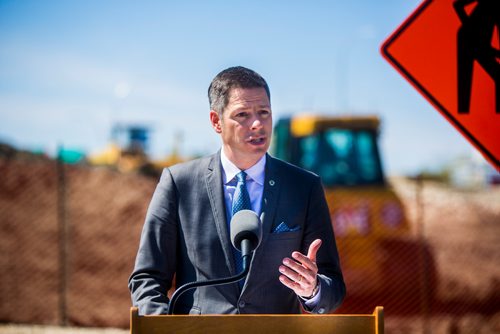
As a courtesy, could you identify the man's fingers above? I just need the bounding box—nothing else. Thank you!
[306,239,322,262]
[282,258,315,282]
[279,274,300,290]
[279,265,304,284]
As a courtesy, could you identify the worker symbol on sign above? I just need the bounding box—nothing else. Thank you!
[454,0,499,114]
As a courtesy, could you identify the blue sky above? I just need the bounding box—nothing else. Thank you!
[0,0,482,175]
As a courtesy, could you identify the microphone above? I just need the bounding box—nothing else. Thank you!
[231,209,262,266]
[167,210,262,315]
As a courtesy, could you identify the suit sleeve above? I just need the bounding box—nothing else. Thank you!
[128,168,178,315]
[300,176,346,313]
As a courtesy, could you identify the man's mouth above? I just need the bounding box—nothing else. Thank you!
[248,136,266,145]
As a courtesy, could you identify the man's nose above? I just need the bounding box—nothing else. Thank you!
[250,115,263,129]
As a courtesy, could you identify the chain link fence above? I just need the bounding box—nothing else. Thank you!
[1,153,499,333]
[0,153,155,328]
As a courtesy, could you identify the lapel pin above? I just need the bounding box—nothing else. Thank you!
[269,180,275,186]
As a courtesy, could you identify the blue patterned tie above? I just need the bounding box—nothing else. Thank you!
[231,171,251,285]
[232,171,251,216]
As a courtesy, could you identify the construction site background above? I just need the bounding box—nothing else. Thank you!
[1,148,499,334]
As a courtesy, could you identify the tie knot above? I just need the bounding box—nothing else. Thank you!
[236,171,247,184]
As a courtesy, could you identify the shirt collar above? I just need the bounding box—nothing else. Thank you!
[220,149,266,186]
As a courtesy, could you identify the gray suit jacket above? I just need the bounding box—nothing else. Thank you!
[129,152,345,315]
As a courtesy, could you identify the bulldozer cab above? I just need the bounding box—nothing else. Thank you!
[112,124,150,156]
[273,115,384,187]
[271,114,409,239]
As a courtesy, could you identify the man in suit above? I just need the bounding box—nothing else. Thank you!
[129,66,345,315]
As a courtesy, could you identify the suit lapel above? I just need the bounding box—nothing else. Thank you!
[259,154,281,247]
[241,154,281,294]
[205,151,237,276]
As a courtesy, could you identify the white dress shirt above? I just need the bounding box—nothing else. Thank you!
[220,149,266,219]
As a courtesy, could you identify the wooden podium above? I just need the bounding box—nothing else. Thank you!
[130,306,384,334]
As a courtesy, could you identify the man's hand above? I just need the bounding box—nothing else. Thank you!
[279,239,322,298]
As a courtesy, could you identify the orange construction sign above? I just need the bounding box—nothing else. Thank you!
[382,0,499,170]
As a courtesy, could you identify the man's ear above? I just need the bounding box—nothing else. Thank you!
[210,110,222,133]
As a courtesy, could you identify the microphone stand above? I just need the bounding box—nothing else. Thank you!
[168,240,253,315]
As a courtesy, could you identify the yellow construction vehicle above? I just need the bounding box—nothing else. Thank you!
[88,124,186,177]
[271,114,435,312]
[88,124,153,174]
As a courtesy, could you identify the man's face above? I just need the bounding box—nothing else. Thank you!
[210,87,272,169]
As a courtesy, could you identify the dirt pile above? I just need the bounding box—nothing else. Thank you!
[391,177,500,307]
[0,156,157,327]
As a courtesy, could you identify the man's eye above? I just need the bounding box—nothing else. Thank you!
[236,112,248,118]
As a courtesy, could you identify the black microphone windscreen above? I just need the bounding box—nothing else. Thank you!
[230,209,262,252]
